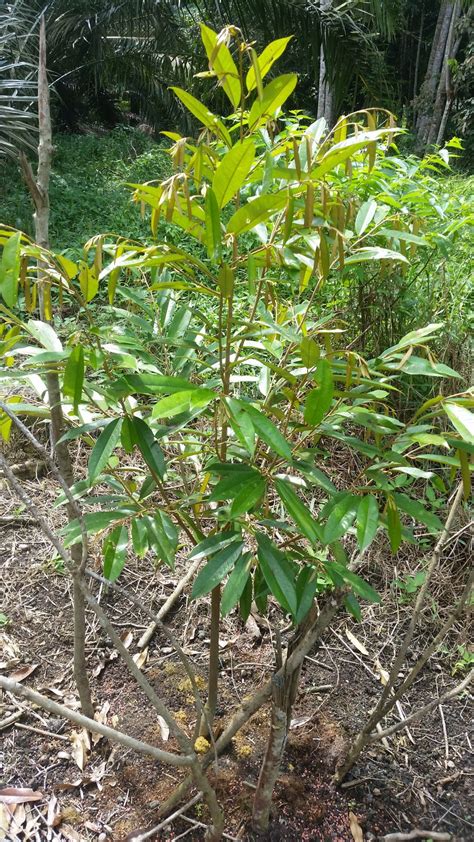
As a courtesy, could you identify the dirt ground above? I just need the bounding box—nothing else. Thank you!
[1,441,473,842]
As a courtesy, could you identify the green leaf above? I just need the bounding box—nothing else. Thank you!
[304,358,334,426]
[275,478,323,544]
[205,187,222,262]
[217,264,235,299]
[88,418,123,482]
[355,200,377,236]
[380,324,443,358]
[323,494,357,544]
[209,469,260,501]
[256,533,297,616]
[225,397,255,455]
[345,247,408,265]
[212,139,256,209]
[0,231,21,307]
[191,540,243,599]
[170,87,231,145]
[445,403,474,444]
[242,403,292,460]
[103,525,128,582]
[151,388,215,420]
[239,575,253,622]
[231,477,266,518]
[118,374,198,397]
[248,73,297,129]
[344,593,362,622]
[131,518,148,559]
[130,416,166,480]
[246,36,293,91]
[356,495,379,552]
[383,356,460,378]
[63,346,84,414]
[190,530,241,560]
[226,191,287,235]
[329,561,380,603]
[26,320,63,352]
[79,264,99,302]
[221,552,252,616]
[295,566,320,624]
[145,511,178,568]
[200,23,241,108]
[386,496,402,553]
[393,493,443,534]
[62,510,129,546]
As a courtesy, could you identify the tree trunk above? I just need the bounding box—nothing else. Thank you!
[317,0,334,126]
[415,1,458,153]
[19,16,94,720]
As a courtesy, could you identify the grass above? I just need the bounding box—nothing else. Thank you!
[0,127,171,255]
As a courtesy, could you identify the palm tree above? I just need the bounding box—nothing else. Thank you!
[0,0,38,158]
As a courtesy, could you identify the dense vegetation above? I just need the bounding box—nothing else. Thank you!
[0,6,472,842]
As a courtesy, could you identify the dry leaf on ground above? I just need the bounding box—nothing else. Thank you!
[8,663,39,682]
[0,788,43,805]
[349,810,364,842]
[157,715,170,741]
[70,729,91,771]
[345,629,369,657]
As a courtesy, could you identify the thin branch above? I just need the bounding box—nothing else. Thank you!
[0,676,193,767]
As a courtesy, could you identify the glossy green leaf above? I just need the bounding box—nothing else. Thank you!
[225,397,256,455]
[295,566,320,624]
[248,73,297,129]
[200,24,241,108]
[323,494,357,544]
[240,574,253,622]
[304,358,334,426]
[386,496,402,553]
[242,403,292,460]
[26,320,63,352]
[231,477,266,518]
[88,418,123,482]
[329,561,380,603]
[445,403,474,444]
[256,532,297,616]
[151,388,215,420]
[130,416,166,480]
[0,231,21,307]
[191,540,243,599]
[246,36,293,91]
[221,552,252,616]
[131,518,148,559]
[226,191,287,235]
[212,139,255,208]
[145,511,178,568]
[393,493,443,534]
[103,525,128,582]
[170,87,231,145]
[275,478,323,544]
[355,199,377,235]
[345,247,408,265]
[356,495,379,551]
[63,346,84,414]
[190,530,241,561]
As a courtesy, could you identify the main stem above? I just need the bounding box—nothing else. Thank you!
[20,16,93,719]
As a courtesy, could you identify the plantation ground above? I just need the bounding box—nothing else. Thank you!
[1,429,472,841]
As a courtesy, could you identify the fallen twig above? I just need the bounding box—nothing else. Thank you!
[370,669,473,743]
[380,831,451,841]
